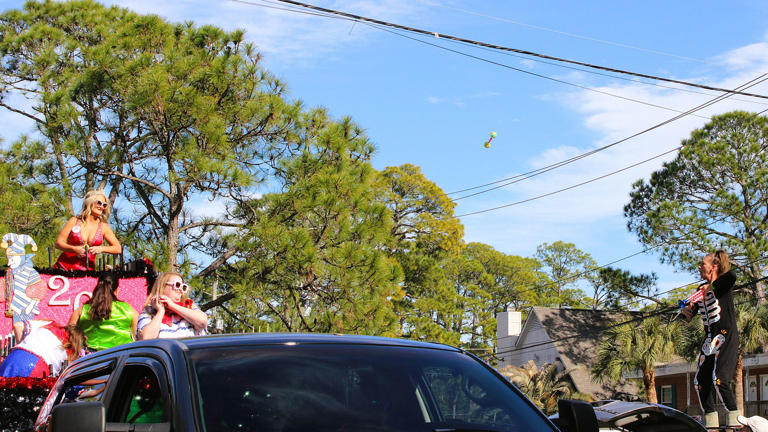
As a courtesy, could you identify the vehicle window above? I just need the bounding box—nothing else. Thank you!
[109,364,167,424]
[34,363,115,430]
[422,365,514,426]
[189,344,556,432]
[60,373,110,403]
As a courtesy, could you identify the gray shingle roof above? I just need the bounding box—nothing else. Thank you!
[528,306,641,400]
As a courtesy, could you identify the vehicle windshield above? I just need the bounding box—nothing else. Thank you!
[189,343,556,432]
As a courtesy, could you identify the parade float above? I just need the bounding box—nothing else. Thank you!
[0,232,154,430]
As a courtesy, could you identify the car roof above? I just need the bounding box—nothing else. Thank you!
[66,333,461,368]
[177,333,462,351]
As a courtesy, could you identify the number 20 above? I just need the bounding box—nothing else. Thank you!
[48,276,92,310]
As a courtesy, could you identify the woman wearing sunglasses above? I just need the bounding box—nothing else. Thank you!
[137,272,208,340]
[54,189,121,271]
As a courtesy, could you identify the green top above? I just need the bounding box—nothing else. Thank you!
[80,301,134,351]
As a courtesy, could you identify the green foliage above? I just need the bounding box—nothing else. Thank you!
[737,299,768,355]
[376,164,466,345]
[1,0,303,268]
[0,150,66,264]
[672,311,704,363]
[625,111,768,300]
[224,116,403,335]
[592,315,680,403]
[535,241,595,307]
[586,266,660,310]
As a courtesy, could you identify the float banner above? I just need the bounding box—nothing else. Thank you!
[0,270,149,338]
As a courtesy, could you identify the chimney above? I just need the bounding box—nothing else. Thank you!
[496,308,521,368]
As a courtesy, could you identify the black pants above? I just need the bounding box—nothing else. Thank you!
[695,329,738,413]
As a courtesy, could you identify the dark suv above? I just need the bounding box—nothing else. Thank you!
[35,333,563,432]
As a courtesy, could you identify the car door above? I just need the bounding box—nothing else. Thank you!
[105,357,172,431]
[35,358,118,432]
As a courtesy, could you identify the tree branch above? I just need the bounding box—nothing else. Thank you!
[0,102,43,124]
[196,247,239,278]
[179,220,243,233]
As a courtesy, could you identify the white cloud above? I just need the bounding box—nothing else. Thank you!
[459,37,768,266]
[716,42,768,72]
[101,0,425,65]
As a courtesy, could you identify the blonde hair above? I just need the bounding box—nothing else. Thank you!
[64,325,86,362]
[146,271,189,307]
[706,250,731,275]
[77,190,111,222]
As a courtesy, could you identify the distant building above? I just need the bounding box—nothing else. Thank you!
[497,306,768,418]
[496,306,639,400]
[654,353,768,417]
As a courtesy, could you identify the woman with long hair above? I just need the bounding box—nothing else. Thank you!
[682,250,740,428]
[137,272,208,340]
[69,272,138,351]
[0,322,85,377]
[55,189,121,271]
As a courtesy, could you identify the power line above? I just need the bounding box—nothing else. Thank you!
[451,146,680,217]
[265,0,768,100]
[442,82,768,213]
[237,0,768,109]
[231,0,767,207]
[415,0,708,64]
[490,249,768,351]
[233,0,716,120]
[435,36,768,108]
[364,23,712,121]
[446,78,768,199]
[491,215,747,331]
[493,275,768,358]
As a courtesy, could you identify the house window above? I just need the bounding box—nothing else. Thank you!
[659,385,675,408]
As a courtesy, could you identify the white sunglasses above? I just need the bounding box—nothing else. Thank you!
[165,281,189,293]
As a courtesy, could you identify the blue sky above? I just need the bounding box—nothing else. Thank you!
[3,0,768,295]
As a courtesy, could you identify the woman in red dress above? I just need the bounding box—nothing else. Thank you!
[54,190,122,271]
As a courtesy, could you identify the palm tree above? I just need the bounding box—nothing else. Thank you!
[498,360,592,414]
[591,314,680,404]
[735,301,768,412]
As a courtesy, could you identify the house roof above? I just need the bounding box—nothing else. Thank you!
[524,306,641,400]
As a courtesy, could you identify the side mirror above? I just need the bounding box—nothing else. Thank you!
[556,399,598,432]
[50,402,105,432]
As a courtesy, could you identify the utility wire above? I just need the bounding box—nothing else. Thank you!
[415,0,708,64]
[492,275,768,358]
[436,36,768,108]
[364,23,712,120]
[492,214,755,334]
[446,81,768,198]
[490,247,768,348]
[232,0,715,120]
[236,0,768,108]
[266,0,768,100]
[451,146,681,217]
[231,0,766,206]
[443,80,768,207]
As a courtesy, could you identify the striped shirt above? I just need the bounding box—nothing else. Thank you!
[136,304,207,339]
